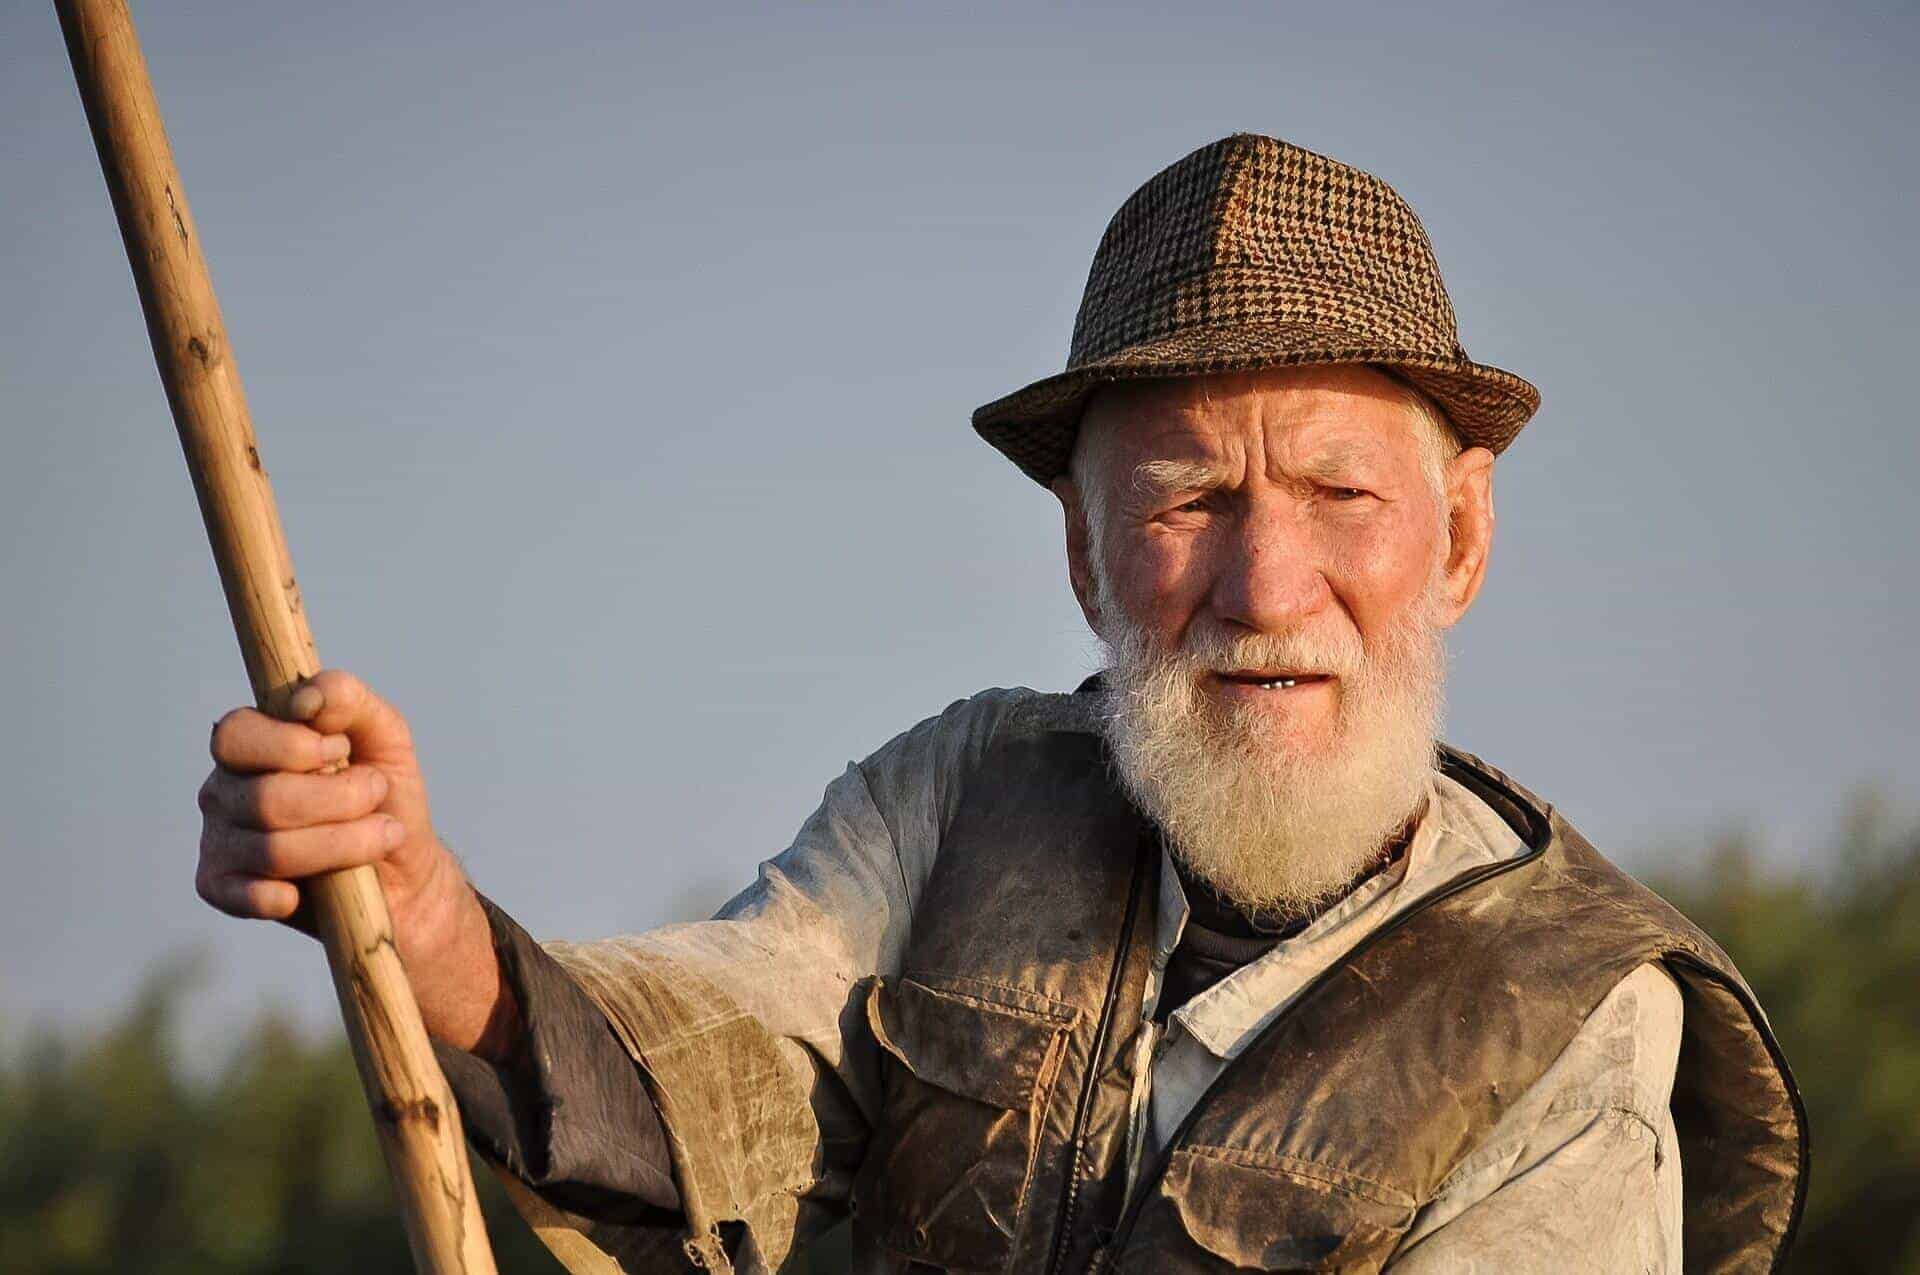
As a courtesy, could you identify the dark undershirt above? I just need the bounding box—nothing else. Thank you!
[1155,859,1298,1021]
[1154,826,1413,1022]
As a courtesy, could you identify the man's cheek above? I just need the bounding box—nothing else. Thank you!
[1329,537,1431,630]
[1126,544,1207,622]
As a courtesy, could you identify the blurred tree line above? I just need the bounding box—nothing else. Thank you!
[2,792,1914,1273]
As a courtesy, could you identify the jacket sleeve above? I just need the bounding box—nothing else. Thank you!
[1384,961,1686,1274]
[431,895,680,1212]
[475,688,1035,1274]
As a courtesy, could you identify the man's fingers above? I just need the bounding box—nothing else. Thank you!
[211,707,350,775]
[290,670,415,764]
[209,813,407,880]
[197,871,302,922]
[200,671,431,939]
[201,764,391,830]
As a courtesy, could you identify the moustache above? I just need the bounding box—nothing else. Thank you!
[1155,626,1367,683]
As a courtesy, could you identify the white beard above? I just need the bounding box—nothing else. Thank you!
[1096,583,1448,922]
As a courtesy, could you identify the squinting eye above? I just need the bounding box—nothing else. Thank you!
[1328,487,1367,501]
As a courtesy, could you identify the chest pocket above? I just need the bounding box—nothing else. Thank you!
[1116,1146,1417,1274]
[854,976,1075,1272]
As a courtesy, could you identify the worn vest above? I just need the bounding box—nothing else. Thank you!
[850,716,1806,1273]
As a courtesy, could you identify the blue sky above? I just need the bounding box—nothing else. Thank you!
[2,1,1913,1045]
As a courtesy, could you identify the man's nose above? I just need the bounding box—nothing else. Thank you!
[1206,504,1331,635]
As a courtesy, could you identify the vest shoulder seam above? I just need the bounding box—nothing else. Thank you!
[1551,863,1721,967]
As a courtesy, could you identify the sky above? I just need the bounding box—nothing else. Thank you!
[2,1,1914,1050]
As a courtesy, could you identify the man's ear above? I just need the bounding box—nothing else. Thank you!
[1437,446,1496,626]
[1052,475,1105,636]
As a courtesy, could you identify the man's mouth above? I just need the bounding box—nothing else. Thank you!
[1211,671,1333,691]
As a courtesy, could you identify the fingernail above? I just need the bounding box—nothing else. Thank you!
[289,685,324,721]
[320,734,351,761]
[383,819,407,848]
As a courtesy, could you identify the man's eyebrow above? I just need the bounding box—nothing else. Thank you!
[1295,442,1378,481]
[1129,458,1225,496]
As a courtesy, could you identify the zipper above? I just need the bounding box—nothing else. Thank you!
[1099,837,1548,1268]
[1044,840,1150,1275]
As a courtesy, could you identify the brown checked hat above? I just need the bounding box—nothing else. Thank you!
[972,133,1540,486]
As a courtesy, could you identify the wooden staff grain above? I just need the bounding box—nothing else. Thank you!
[54,3,498,1271]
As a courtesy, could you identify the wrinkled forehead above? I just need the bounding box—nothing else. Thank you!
[1075,365,1428,478]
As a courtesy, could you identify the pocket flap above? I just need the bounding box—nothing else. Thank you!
[867,978,1070,1110]
[1147,1147,1416,1272]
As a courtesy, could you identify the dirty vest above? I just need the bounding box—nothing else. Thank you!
[849,724,1807,1274]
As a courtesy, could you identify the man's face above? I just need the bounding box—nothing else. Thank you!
[1053,364,1497,914]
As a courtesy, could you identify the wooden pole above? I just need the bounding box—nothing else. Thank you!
[54,4,498,1272]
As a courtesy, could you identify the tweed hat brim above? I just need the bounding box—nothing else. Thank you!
[971,319,1541,488]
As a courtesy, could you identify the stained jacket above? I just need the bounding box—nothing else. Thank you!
[461,687,1805,1273]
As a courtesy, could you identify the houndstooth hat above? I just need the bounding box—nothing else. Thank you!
[972,133,1540,486]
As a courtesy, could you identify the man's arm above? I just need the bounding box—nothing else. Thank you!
[494,687,1035,1266]
[423,745,929,1256]
[430,896,681,1213]
[1385,962,1686,1273]
[194,670,1038,1268]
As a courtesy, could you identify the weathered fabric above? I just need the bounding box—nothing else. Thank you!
[465,687,1803,1272]
[854,703,1801,1273]
[1128,789,1689,1272]
[431,897,680,1214]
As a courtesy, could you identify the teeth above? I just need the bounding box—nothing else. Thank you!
[1257,678,1298,689]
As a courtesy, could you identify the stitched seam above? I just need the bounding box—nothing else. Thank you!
[1557,871,1711,963]
[1180,1144,1416,1208]
[1432,1135,1522,1197]
[1544,1102,1665,1142]
[904,977,1076,1024]
[908,970,1081,1022]
[877,981,1072,1106]
[1433,1104,1664,1198]
[1546,1078,1664,1125]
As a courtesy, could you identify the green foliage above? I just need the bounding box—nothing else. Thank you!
[2,793,1913,1272]
[1651,789,1920,1274]
[0,955,563,1275]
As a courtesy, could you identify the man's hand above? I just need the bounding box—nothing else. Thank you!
[195,669,519,1058]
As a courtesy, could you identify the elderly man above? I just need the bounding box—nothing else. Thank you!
[193,135,1805,1273]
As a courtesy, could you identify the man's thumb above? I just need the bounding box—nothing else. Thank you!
[288,669,416,764]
